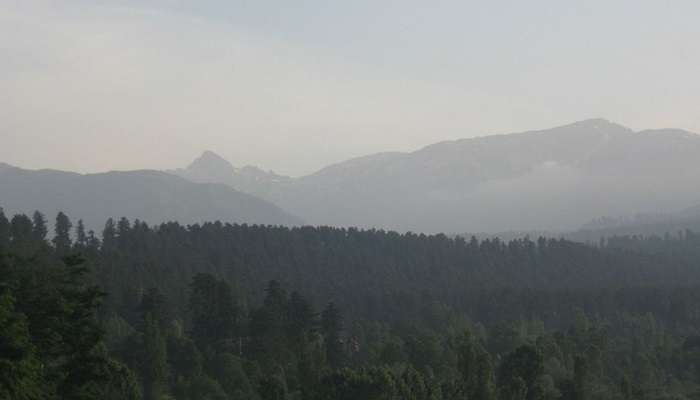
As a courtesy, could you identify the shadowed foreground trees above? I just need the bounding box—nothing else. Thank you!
[3,210,700,399]
[0,251,140,399]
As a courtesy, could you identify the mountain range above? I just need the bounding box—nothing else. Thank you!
[0,163,301,231]
[172,119,700,234]
[3,118,700,235]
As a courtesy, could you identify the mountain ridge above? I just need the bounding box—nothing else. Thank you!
[5,118,699,235]
[0,164,302,231]
[173,119,700,233]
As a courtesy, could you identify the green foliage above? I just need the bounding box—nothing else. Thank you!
[9,215,33,255]
[0,216,143,400]
[206,353,255,398]
[5,211,700,399]
[498,345,544,400]
[53,211,72,254]
[168,335,203,382]
[142,312,169,400]
[76,219,88,249]
[173,374,228,400]
[31,211,47,242]
[457,333,496,400]
[0,291,42,400]
[322,302,345,369]
[189,274,238,351]
[0,209,10,250]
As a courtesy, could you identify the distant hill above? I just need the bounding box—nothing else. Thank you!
[0,163,302,231]
[177,119,700,234]
[565,205,700,242]
[458,207,700,244]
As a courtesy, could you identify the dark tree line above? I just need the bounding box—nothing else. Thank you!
[3,208,700,399]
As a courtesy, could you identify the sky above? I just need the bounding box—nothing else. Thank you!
[2,1,699,177]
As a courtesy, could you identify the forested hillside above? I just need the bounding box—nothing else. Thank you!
[3,208,700,399]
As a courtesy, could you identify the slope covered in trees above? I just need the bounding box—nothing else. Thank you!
[3,209,700,399]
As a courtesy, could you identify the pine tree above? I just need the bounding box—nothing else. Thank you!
[263,280,288,315]
[0,291,43,399]
[102,218,117,252]
[53,212,72,254]
[321,302,344,368]
[10,215,33,246]
[116,217,131,250]
[288,291,316,341]
[54,255,110,399]
[86,230,100,252]
[573,355,589,400]
[140,288,170,330]
[498,345,544,400]
[31,211,48,242]
[75,220,88,249]
[0,208,9,250]
[142,312,168,400]
[249,280,290,364]
[189,274,237,350]
[459,332,496,400]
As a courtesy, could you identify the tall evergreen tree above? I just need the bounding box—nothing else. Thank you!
[53,212,72,254]
[189,274,237,350]
[459,333,496,400]
[263,280,288,316]
[321,302,344,368]
[9,215,33,255]
[116,217,131,250]
[75,220,88,249]
[10,215,32,246]
[86,230,100,252]
[0,291,42,399]
[573,355,589,400]
[140,288,170,330]
[0,208,9,250]
[102,218,117,252]
[141,313,168,400]
[31,211,48,242]
[498,345,544,400]
[249,280,291,365]
[288,291,316,342]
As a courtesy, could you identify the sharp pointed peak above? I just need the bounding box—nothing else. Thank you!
[187,150,235,173]
[197,150,229,162]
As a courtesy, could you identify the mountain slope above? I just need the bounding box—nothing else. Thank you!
[267,119,700,232]
[0,163,302,231]
[170,119,700,234]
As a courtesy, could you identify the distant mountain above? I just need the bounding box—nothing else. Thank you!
[272,119,700,233]
[175,119,700,234]
[0,163,302,231]
[169,151,291,199]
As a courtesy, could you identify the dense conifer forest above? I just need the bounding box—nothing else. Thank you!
[3,208,700,399]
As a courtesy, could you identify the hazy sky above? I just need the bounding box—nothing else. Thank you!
[2,1,699,176]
